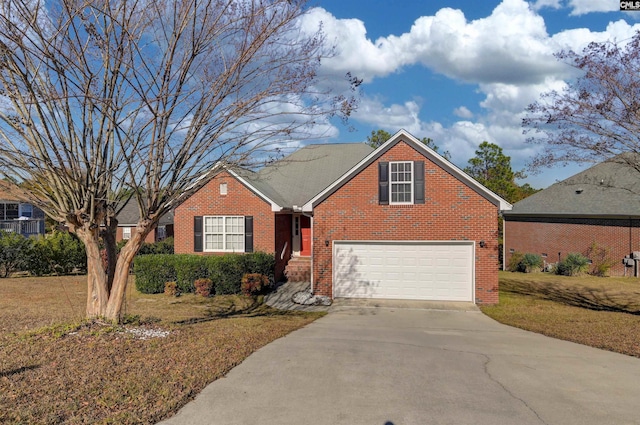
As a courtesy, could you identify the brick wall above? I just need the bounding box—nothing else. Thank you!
[504,216,640,276]
[116,226,156,244]
[312,140,500,304]
[174,170,276,259]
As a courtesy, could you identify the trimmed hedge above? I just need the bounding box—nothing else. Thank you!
[133,252,275,295]
[133,254,177,294]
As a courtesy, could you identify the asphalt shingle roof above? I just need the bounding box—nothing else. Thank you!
[117,197,174,226]
[506,154,640,217]
[247,143,374,208]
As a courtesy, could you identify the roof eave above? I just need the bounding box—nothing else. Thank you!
[227,168,283,212]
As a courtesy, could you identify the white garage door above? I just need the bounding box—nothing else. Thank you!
[333,241,474,302]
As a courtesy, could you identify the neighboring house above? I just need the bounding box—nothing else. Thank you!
[503,154,640,276]
[0,181,46,236]
[174,130,511,304]
[116,197,174,243]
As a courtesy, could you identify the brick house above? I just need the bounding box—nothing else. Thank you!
[116,196,174,243]
[503,154,640,276]
[174,130,511,304]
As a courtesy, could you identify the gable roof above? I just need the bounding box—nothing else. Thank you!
[208,143,373,211]
[117,196,174,226]
[505,154,640,218]
[302,129,512,212]
[249,143,374,209]
[0,180,22,202]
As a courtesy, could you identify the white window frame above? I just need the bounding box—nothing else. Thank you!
[19,203,33,218]
[122,227,132,240]
[389,161,413,205]
[203,215,244,252]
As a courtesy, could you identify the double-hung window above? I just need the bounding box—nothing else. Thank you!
[122,227,132,240]
[204,216,244,252]
[390,161,413,204]
[378,160,424,205]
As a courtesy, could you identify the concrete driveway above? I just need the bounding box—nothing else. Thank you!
[159,305,640,425]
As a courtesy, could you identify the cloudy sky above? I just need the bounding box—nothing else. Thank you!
[301,0,640,188]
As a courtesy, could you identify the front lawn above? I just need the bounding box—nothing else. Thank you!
[481,271,640,358]
[0,276,324,424]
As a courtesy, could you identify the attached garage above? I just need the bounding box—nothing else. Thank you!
[333,241,474,302]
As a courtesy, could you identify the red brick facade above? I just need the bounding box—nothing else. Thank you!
[116,225,175,244]
[504,217,640,276]
[312,141,500,304]
[173,171,281,277]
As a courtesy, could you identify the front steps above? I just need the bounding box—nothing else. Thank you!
[284,256,311,282]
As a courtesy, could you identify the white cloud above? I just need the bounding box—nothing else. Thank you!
[567,0,618,16]
[353,97,425,135]
[304,0,640,187]
[530,0,562,10]
[530,0,618,15]
[453,106,474,119]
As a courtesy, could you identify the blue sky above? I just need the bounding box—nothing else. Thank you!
[299,0,640,189]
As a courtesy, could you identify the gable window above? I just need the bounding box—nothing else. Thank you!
[379,161,424,205]
[204,216,244,252]
[390,161,413,204]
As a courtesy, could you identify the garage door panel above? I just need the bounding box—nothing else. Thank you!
[334,242,473,302]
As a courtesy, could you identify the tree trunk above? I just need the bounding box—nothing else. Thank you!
[104,226,148,322]
[76,228,109,319]
[101,216,118,295]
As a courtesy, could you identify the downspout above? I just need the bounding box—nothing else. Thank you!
[502,215,506,271]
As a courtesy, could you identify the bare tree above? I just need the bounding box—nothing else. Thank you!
[0,0,359,322]
[523,31,640,172]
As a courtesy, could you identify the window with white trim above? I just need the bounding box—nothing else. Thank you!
[204,216,244,252]
[390,161,413,204]
[122,227,132,240]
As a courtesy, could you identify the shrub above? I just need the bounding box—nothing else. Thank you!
[117,237,175,256]
[556,253,590,276]
[584,242,614,277]
[243,251,276,285]
[134,255,176,294]
[194,278,213,297]
[42,231,87,274]
[241,273,270,296]
[520,253,543,273]
[26,241,53,276]
[174,255,208,293]
[0,231,32,277]
[133,252,275,295]
[214,255,244,295]
[506,251,524,272]
[164,281,179,297]
[507,251,543,273]
[139,237,175,255]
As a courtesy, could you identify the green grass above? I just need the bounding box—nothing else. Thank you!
[0,275,324,424]
[481,271,640,358]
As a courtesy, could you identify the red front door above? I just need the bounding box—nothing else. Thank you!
[300,215,311,256]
